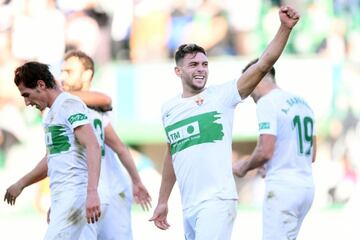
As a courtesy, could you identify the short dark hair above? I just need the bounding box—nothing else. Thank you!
[14,62,57,89]
[64,50,94,78]
[174,44,207,66]
[242,58,276,80]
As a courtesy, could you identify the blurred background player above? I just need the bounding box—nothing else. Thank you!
[5,61,102,239]
[4,51,152,240]
[61,50,151,240]
[233,58,316,240]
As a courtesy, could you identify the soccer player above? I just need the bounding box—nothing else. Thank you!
[6,62,102,240]
[233,58,316,239]
[149,6,300,240]
[4,51,151,240]
[61,50,151,239]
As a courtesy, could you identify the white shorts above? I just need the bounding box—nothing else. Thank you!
[262,184,314,240]
[44,194,87,240]
[183,199,237,240]
[80,189,133,240]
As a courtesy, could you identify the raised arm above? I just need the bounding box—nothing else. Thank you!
[237,6,300,99]
[149,144,176,230]
[71,90,112,111]
[4,155,48,205]
[104,123,151,210]
[74,124,101,223]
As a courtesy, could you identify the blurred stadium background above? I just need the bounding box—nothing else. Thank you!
[0,0,359,239]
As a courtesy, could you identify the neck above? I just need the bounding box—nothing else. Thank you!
[47,87,63,107]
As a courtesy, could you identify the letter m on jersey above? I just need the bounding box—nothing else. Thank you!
[165,111,224,155]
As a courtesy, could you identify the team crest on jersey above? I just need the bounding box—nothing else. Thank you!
[195,94,204,106]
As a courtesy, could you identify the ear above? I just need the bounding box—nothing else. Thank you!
[37,80,46,89]
[174,66,181,77]
[82,69,93,83]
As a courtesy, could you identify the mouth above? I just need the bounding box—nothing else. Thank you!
[194,75,206,83]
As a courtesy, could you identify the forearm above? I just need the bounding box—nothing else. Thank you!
[17,156,48,189]
[258,24,292,71]
[245,147,269,173]
[116,147,142,184]
[86,145,101,191]
[70,90,112,108]
[157,150,176,205]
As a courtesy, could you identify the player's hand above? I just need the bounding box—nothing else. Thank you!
[149,203,170,230]
[279,6,300,29]
[133,182,152,211]
[85,190,101,224]
[4,183,23,205]
[232,159,248,178]
[257,166,266,178]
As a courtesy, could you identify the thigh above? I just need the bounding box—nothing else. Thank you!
[195,199,237,240]
[262,185,314,240]
[44,195,87,240]
[98,191,133,240]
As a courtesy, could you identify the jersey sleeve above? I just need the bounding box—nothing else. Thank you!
[62,99,90,130]
[102,111,113,128]
[215,79,242,108]
[256,97,277,136]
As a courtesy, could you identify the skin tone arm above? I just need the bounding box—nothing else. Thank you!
[74,124,102,224]
[312,136,317,163]
[70,91,112,111]
[233,134,275,178]
[237,6,300,99]
[4,155,48,205]
[103,123,151,210]
[149,144,176,230]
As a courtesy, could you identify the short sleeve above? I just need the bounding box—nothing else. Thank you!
[256,98,277,136]
[213,79,242,108]
[62,99,90,130]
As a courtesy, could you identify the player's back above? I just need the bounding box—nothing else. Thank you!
[260,89,315,187]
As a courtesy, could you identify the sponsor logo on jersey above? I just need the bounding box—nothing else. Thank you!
[165,111,224,154]
[259,122,270,130]
[46,125,71,154]
[68,113,88,125]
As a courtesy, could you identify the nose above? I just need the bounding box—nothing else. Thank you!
[24,98,31,106]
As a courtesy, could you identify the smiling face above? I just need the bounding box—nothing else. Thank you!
[175,52,208,97]
[17,81,48,111]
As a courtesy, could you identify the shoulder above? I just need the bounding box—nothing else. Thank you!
[161,94,181,114]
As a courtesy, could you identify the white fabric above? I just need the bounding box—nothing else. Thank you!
[183,199,237,240]
[44,193,87,240]
[262,183,314,240]
[257,89,316,188]
[161,80,241,210]
[44,92,90,200]
[43,92,90,239]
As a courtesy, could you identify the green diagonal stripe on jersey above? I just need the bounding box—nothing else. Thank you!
[165,111,224,154]
[68,113,88,125]
[46,125,71,154]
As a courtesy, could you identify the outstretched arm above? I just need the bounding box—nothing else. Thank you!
[4,155,48,205]
[233,134,275,177]
[149,144,176,230]
[237,6,300,99]
[71,90,112,112]
[104,123,151,210]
